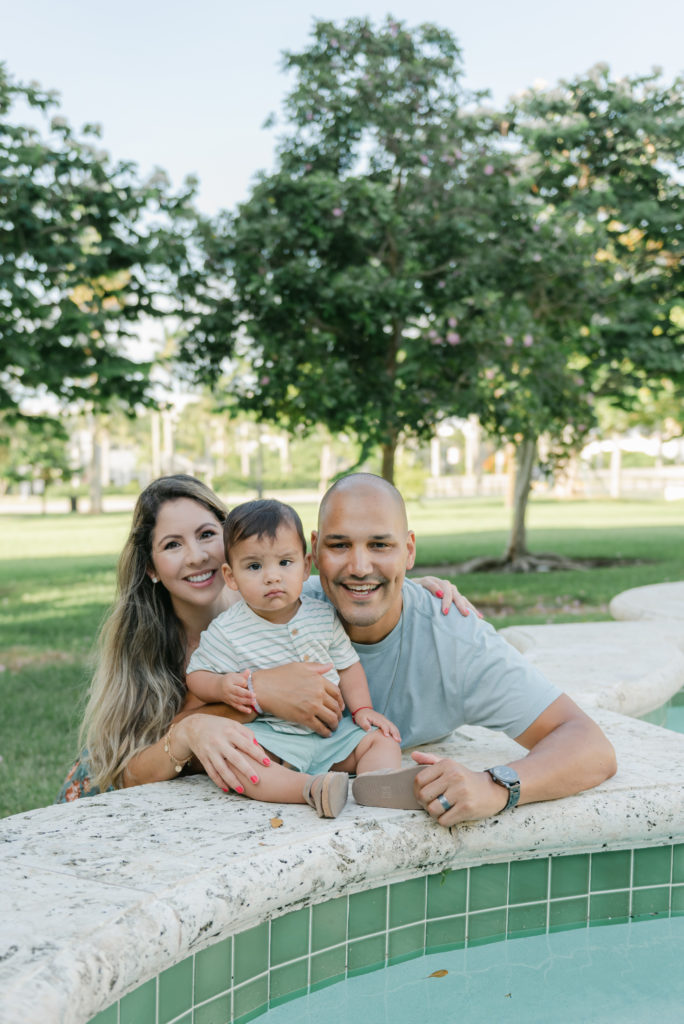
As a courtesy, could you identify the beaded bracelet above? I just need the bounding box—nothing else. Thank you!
[163,723,192,774]
[246,670,264,714]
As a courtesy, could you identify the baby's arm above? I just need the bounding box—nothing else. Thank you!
[338,662,401,742]
[186,668,254,715]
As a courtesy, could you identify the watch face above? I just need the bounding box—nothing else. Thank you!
[491,765,519,785]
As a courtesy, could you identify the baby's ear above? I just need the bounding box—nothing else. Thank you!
[303,552,312,580]
[222,562,239,590]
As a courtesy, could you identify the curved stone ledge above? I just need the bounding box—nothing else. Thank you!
[499,621,684,717]
[610,580,684,625]
[1,710,683,1024]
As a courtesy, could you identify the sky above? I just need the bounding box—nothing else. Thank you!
[3,0,683,216]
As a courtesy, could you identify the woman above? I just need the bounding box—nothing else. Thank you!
[58,475,469,801]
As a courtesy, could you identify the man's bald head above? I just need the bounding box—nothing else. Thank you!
[318,473,408,531]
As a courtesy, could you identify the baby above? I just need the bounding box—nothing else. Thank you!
[186,498,409,818]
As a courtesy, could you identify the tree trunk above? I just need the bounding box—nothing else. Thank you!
[504,438,537,562]
[381,440,396,484]
[89,417,103,515]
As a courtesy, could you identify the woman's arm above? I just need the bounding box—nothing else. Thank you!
[411,576,483,618]
[122,701,265,792]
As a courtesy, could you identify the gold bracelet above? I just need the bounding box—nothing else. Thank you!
[163,723,192,774]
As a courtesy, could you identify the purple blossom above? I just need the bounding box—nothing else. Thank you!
[484,163,495,176]
[431,336,443,346]
[484,368,496,380]
[419,154,429,166]
[260,375,270,386]
[523,333,534,347]
[446,332,461,345]
[504,335,514,347]
[437,280,445,289]
[389,21,399,37]
[448,317,458,328]
[330,38,339,48]
[332,207,343,217]
[306,111,313,121]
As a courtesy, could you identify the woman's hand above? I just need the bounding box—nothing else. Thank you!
[252,662,344,736]
[176,714,269,794]
[412,576,483,618]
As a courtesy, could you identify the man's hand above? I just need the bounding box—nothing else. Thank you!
[411,751,507,825]
[252,662,344,736]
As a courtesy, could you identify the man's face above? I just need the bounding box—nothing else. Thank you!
[312,486,415,643]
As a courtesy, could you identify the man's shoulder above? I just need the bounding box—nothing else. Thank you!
[402,579,492,645]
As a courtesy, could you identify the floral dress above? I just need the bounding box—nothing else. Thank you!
[55,752,112,802]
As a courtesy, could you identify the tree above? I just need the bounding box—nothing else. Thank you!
[0,64,197,415]
[180,17,526,482]
[0,414,71,512]
[469,66,684,568]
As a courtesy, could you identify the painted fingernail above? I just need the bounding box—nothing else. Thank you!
[250,775,259,784]
[435,589,444,598]
[222,788,229,793]
[235,785,244,794]
[253,737,259,744]
[442,607,449,615]
[262,757,271,766]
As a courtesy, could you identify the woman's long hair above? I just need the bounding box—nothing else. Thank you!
[81,475,228,790]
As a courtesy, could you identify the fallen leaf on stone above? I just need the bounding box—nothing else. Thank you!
[270,817,283,828]
[429,970,448,978]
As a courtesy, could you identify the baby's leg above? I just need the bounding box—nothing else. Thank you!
[234,760,349,818]
[334,730,401,775]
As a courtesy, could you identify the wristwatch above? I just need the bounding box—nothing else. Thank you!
[486,765,520,811]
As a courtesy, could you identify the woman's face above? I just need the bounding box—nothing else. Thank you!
[148,498,226,616]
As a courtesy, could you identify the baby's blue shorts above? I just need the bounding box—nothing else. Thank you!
[249,713,370,774]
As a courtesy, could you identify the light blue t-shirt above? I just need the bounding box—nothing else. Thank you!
[302,577,560,749]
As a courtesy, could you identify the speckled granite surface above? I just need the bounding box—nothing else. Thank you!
[499,621,684,717]
[1,709,683,1024]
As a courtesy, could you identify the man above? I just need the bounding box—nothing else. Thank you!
[305,473,617,826]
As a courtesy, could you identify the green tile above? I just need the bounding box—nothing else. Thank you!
[389,877,425,929]
[467,909,507,946]
[172,1016,192,1024]
[195,938,232,1004]
[269,959,309,1004]
[507,902,547,938]
[426,915,466,952]
[551,854,589,899]
[631,886,670,920]
[672,886,684,915]
[310,946,347,989]
[234,922,269,985]
[388,923,425,963]
[312,897,347,951]
[347,934,386,974]
[271,907,309,966]
[672,845,684,883]
[509,858,548,905]
[120,978,156,1024]
[348,886,387,939]
[590,891,630,925]
[233,976,268,1023]
[549,897,588,932]
[591,850,631,891]
[159,956,193,1023]
[633,846,671,887]
[88,1005,118,1024]
[195,991,231,1024]
[427,869,467,918]
[469,863,508,912]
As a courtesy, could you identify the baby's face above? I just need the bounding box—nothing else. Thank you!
[222,524,311,623]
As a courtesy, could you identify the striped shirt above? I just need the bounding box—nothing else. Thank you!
[186,595,359,734]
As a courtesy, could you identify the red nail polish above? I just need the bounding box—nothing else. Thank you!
[435,589,444,598]
[263,757,271,766]
[253,737,259,744]
[236,785,244,794]
[222,788,229,793]
[250,775,259,784]
[442,607,449,615]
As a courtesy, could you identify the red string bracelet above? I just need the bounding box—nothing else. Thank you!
[351,706,373,723]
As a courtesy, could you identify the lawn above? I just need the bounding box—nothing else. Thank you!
[1,495,682,818]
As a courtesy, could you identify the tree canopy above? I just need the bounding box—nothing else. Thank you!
[0,64,197,414]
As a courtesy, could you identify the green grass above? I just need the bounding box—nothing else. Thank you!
[1,496,682,818]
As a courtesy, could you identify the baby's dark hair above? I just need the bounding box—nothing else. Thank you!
[224,499,307,562]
